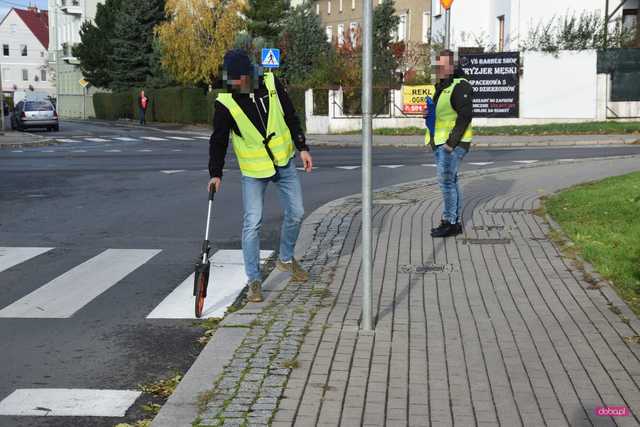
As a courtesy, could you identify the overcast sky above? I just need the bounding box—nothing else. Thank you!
[0,0,48,19]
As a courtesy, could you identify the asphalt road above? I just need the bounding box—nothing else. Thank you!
[1,120,639,426]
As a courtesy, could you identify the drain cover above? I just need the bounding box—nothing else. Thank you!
[462,238,512,245]
[486,208,528,213]
[473,225,505,231]
[400,264,452,274]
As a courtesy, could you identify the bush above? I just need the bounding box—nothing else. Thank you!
[286,86,306,132]
[343,88,390,116]
[313,89,328,116]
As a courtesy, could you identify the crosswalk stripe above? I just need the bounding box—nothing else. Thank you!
[422,163,437,167]
[336,166,360,170]
[195,136,210,140]
[0,247,53,274]
[137,149,153,152]
[171,149,183,152]
[0,389,141,417]
[380,165,404,169]
[469,162,494,166]
[147,249,273,319]
[71,150,87,153]
[56,139,80,143]
[167,136,195,141]
[0,249,161,318]
[140,136,168,141]
[11,150,23,153]
[105,149,122,153]
[113,137,138,141]
[513,160,538,164]
[559,158,575,162]
[84,138,109,143]
[161,170,185,174]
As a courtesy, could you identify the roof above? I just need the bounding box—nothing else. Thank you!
[13,8,49,49]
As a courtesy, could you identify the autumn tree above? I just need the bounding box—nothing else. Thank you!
[156,0,245,86]
[373,0,400,87]
[245,0,288,44]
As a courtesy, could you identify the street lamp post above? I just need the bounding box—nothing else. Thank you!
[360,0,374,331]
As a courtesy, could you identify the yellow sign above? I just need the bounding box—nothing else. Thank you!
[402,85,435,114]
[440,0,454,10]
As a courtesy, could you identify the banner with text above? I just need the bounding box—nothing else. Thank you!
[460,52,520,118]
[402,85,436,114]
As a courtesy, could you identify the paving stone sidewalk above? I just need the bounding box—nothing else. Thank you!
[196,157,640,427]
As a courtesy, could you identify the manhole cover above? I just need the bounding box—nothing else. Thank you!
[462,238,512,245]
[473,225,505,231]
[486,208,528,213]
[400,264,452,274]
[373,198,413,205]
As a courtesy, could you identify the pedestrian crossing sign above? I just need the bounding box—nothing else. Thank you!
[261,48,280,69]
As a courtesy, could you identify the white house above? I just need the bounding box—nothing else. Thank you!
[0,7,53,99]
[431,0,640,51]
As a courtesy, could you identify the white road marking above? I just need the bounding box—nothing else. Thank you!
[11,150,23,153]
[171,149,183,152]
[0,249,161,318]
[559,158,575,162]
[71,150,87,153]
[0,389,141,417]
[469,162,494,166]
[0,247,53,274]
[195,136,210,140]
[41,150,55,153]
[161,170,185,174]
[105,149,122,153]
[167,136,195,141]
[147,249,273,319]
[137,149,153,152]
[513,160,538,164]
[84,138,109,143]
[140,136,168,141]
[336,166,360,170]
[379,165,404,169]
[56,139,80,143]
[113,137,138,141]
[422,163,437,167]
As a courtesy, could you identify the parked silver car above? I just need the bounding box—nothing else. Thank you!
[11,100,59,132]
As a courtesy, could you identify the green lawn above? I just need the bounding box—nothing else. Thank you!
[341,121,640,136]
[545,172,640,316]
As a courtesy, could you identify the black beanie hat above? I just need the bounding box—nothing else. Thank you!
[223,49,253,79]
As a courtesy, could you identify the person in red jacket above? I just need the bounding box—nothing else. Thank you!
[139,90,149,125]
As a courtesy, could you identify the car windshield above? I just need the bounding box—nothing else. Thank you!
[24,102,53,111]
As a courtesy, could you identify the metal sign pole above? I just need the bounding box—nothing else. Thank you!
[445,8,451,49]
[361,0,373,331]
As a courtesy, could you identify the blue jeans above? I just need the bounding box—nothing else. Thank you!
[241,160,304,282]
[139,107,146,125]
[435,145,467,223]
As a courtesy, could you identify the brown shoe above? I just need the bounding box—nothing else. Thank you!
[247,280,263,303]
[276,259,309,283]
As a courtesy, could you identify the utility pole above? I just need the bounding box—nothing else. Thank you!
[604,0,609,48]
[445,8,451,49]
[0,66,5,134]
[360,0,373,331]
[54,1,61,115]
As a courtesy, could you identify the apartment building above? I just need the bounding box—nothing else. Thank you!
[304,0,432,47]
[0,7,53,98]
[48,0,102,118]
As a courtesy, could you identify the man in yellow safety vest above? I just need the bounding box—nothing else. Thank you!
[427,49,473,238]
[208,49,314,303]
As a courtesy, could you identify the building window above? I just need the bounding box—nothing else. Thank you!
[41,51,45,57]
[326,26,333,43]
[20,44,27,56]
[352,0,355,10]
[498,15,505,51]
[327,0,331,14]
[339,0,343,12]
[350,22,359,47]
[338,24,345,46]
[2,45,8,56]
[316,3,320,14]
[22,69,28,81]
[623,9,638,32]
[396,14,407,42]
[41,70,47,81]
[422,11,431,43]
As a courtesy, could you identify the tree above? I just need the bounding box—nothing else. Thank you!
[245,0,289,44]
[278,4,330,84]
[73,0,122,88]
[156,0,245,87]
[110,0,165,90]
[373,0,400,87]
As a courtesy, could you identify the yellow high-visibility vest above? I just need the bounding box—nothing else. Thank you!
[426,78,473,146]
[217,73,295,178]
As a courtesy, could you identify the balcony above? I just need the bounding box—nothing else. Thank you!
[60,43,80,65]
[60,0,82,15]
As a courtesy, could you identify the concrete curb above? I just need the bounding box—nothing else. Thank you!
[307,140,640,149]
[154,153,640,426]
[0,135,58,149]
